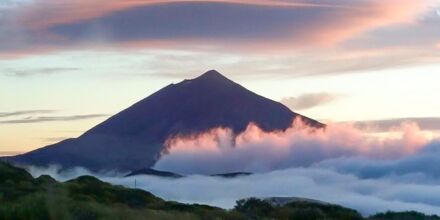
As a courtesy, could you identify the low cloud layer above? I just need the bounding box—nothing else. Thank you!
[281,93,338,110]
[315,141,440,179]
[27,154,440,216]
[24,119,440,216]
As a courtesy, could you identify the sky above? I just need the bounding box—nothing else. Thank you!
[1,0,440,154]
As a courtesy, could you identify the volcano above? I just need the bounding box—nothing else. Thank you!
[8,70,323,171]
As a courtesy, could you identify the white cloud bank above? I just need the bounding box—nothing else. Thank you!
[154,120,432,174]
[27,162,440,216]
[25,120,440,216]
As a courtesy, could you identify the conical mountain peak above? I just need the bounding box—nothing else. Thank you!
[195,70,232,83]
[10,70,323,172]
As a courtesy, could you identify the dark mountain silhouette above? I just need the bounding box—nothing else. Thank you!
[8,70,323,171]
[124,168,183,178]
[210,172,253,178]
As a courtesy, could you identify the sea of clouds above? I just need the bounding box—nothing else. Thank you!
[26,120,440,216]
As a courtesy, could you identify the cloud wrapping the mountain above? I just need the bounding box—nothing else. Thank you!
[154,120,432,174]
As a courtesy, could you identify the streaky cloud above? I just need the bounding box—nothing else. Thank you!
[0,110,56,118]
[4,67,80,77]
[281,93,338,110]
[346,117,440,132]
[0,114,108,124]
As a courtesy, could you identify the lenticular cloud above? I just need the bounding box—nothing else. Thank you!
[154,119,434,174]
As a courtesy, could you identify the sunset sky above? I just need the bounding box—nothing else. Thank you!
[1,0,440,154]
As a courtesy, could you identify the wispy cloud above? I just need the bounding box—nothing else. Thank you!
[349,117,440,131]
[0,110,56,118]
[131,47,440,80]
[0,114,108,124]
[281,93,339,110]
[4,67,80,77]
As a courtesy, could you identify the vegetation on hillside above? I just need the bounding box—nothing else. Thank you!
[0,162,438,220]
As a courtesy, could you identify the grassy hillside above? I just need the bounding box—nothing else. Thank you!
[0,162,238,220]
[0,162,438,220]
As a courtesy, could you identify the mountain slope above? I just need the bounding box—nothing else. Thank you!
[82,70,322,138]
[8,70,323,171]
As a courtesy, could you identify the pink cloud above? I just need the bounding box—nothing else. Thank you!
[288,0,430,47]
[1,0,431,57]
[17,0,339,29]
[155,119,434,174]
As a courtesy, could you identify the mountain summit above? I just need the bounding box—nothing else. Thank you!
[9,70,323,171]
[197,69,231,80]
